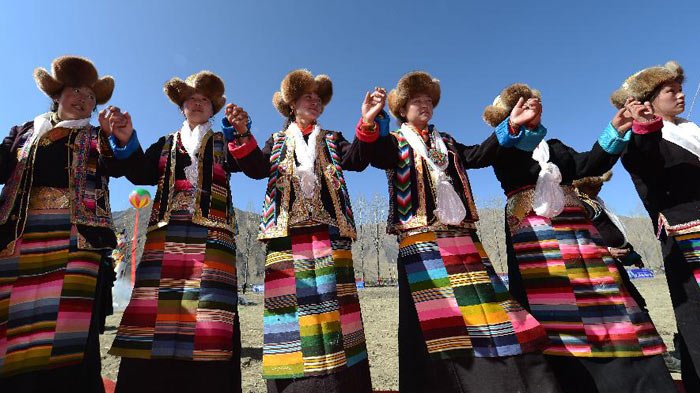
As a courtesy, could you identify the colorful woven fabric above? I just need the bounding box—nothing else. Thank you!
[0,208,101,377]
[148,132,235,232]
[509,206,666,358]
[0,126,113,237]
[260,133,287,234]
[399,230,548,359]
[110,209,238,361]
[393,132,413,225]
[262,225,368,379]
[675,231,700,288]
[324,133,355,229]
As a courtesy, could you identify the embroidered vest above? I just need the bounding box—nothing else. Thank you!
[258,130,356,240]
[385,130,479,235]
[0,125,114,254]
[148,131,236,234]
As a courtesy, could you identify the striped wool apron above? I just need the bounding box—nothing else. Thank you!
[110,201,238,361]
[262,225,368,379]
[398,229,549,359]
[0,188,101,377]
[506,187,666,358]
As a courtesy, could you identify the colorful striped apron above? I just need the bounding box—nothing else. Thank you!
[398,229,548,359]
[508,199,666,358]
[110,207,238,361]
[262,225,368,379]
[675,231,700,288]
[0,205,101,377]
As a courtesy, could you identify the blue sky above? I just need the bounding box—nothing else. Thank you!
[2,0,699,215]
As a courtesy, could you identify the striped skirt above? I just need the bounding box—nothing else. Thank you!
[109,210,239,361]
[0,208,101,378]
[398,229,549,359]
[661,230,700,390]
[675,232,700,287]
[507,204,666,358]
[262,225,370,384]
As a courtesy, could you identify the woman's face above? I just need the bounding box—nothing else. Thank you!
[651,81,685,119]
[56,86,96,120]
[402,93,434,127]
[182,92,214,125]
[292,92,323,124]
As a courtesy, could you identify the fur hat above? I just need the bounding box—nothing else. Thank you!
[572,171,613,190]
[387,71,441,123]
[610,61,684,109]
[272,69,333,117]
[164,71,226,114]
[482,83,541,127]
[33,55,114,105]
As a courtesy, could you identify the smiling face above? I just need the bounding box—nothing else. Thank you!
[182,92,214,126]
[292,92,323,124]
[651,81,685,120]
[402,93,434,129]
[56,86,96,120]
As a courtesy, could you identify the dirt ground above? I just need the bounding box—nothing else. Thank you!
[100,276,679,392]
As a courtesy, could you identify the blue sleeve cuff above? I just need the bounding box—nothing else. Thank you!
[495,117,523,147]
[110,130,139,159]
[221,116,253,141]
[598,122,631,155]
[514,123,547,152]
[376,110,390,137]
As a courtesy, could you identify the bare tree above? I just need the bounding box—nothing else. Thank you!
[353,194,369,283]
[474,195,507,272]
[236,201,259,294]
[370,193,388,285]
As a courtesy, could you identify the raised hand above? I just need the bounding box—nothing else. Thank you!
[98,107,113,136]
[510,97,542,129]
[105,106,133,146]
[623,97,655,123]
[361,87,387,124]
[611,101,634,133]
[224,103,250,133]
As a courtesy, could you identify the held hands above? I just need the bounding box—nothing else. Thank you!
[510,97,542,129]
[224,103,250,133]
[361,87,387,124]
[611,106,634,133]
[623,97,655,124]
[98,106,133,147]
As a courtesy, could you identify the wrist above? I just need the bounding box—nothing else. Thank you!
[360,118,377,131]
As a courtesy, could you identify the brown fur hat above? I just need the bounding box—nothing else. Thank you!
[164,71,226,114]
[610,61,684,109]
[482,83,541,127]
[387,71,441,123]
[34,55,114,105]
[572,170,613,190]
[272,69,333,117]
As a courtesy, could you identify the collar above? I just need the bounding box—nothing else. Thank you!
[296,122,316,135]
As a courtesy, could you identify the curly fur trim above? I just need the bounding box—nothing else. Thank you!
[572,170,613,189]
[610,61,684,108]
[34,55,114,104]
[482,83,540,127]
[273,69,333,117]
[387,71,441,123]
[164,71,227,114]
